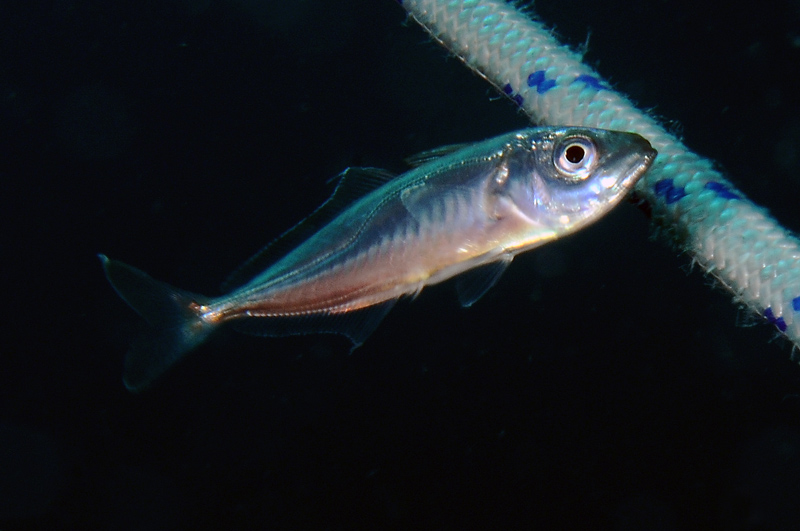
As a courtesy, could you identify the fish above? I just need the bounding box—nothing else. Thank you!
[101,126,656,391]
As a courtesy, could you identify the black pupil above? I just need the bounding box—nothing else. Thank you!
[565,144,585,164]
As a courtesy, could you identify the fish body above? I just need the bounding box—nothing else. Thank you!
[102,126,656,390]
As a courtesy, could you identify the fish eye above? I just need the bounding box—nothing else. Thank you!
[555,136,597,180]
[565,144,585,163]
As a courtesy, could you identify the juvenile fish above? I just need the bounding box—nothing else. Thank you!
[101,126,656,391]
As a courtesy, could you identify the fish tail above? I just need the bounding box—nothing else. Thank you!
[99,254,215,392]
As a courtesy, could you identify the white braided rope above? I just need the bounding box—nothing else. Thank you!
[397,0,800,350]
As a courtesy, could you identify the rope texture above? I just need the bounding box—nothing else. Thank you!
[398,0,800,348]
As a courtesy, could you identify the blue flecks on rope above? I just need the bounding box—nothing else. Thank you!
[573,74,609,91]
[764,307,788,332]
[654,179,687,204]
[502,84,524,106]
[526,71,556,94]
[792,296,800,312]
[526,72,609,94]
[704,181,741,200]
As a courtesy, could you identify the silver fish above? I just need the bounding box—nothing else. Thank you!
[101,126,656,391]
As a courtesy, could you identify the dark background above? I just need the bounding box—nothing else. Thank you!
[2,0,800,529]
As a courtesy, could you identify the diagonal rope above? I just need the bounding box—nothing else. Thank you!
[395,0,800,352]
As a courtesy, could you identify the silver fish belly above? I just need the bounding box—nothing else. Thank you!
[101,126,656,390]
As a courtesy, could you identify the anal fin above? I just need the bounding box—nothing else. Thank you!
[232,299,398,349]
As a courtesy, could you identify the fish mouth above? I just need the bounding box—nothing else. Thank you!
[618,144,658,194]
[558,142,657,232]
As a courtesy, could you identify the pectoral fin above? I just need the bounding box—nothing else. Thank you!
[455,255,513,307]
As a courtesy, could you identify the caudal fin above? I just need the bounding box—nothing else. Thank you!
[99,254,215,392]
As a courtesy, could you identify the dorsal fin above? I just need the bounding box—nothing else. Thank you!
[404,142,472,167]
[221,167,397,292]
[324,167,397,201]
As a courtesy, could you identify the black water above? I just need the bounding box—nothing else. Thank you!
[2,0,800,529]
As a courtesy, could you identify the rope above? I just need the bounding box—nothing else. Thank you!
[395,0,800,351]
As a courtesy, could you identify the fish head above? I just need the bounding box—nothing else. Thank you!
[503,126,656,234]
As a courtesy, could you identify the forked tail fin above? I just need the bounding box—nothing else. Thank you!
[99,254,215,392]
